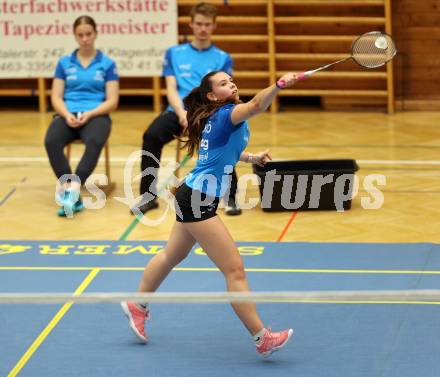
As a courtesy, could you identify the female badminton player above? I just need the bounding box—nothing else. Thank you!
[122,70,297,357]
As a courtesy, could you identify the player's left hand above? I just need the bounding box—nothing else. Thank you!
[252,149,272,166]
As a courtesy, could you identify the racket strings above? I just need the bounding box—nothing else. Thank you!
[351,32,397,68]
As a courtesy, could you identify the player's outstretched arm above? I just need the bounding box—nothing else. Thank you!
[231,72,298,125]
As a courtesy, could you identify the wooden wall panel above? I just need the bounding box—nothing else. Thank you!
[392,0,440,108]
[3,1,439,111]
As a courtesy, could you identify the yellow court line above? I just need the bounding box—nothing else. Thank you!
[261,299,440,305]
[0,266,97,271]
[7,268,100,377]
[230,268,440,275]
[2,266,440,274]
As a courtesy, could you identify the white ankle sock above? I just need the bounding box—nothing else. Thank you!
[253,328,267,344]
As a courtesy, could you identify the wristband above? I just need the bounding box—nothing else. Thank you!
[247,153,253,163]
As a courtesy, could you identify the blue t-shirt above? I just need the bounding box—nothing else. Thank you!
[54,50,119,113]
[185,104,249,198]
[162,43,233,112]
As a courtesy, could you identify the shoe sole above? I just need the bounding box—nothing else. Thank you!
[260,329,294,358]
[120,302,148,344]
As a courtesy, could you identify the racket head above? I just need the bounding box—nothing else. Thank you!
[350,31,397,69]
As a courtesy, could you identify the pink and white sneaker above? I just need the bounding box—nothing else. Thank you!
[121,301,150,343]
[256,328,294,357]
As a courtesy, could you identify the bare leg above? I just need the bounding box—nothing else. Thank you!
[184,216,264,335]
[122,221,195,344]
[138,221,196,292]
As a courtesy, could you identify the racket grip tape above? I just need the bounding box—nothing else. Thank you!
[276,72,309,88]
[296,72,308,81]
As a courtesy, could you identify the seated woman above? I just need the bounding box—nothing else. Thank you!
[44,15,119,217]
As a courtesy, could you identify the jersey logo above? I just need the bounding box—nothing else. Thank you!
[203,122,212,134]
[94,70,104,81]
[200,139,209,150]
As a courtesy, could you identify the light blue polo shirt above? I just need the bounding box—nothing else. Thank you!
[185,104,250,198]
[54,50,119,113]
[162,43,233,111]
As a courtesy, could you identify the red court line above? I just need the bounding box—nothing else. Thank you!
[276,211,298,242]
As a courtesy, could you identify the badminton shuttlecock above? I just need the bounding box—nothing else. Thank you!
[374,36,388,50]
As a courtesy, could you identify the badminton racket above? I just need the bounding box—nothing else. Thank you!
[277,31,397,87]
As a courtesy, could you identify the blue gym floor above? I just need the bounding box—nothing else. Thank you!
[1,241,439,377]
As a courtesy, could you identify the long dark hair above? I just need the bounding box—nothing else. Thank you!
[182,71,238,157]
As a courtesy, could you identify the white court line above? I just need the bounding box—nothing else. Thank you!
[0,156,189,163]
[358,160,440,165]
[0,157,128,162]
[1,157,440,165]
[373,174,440,177]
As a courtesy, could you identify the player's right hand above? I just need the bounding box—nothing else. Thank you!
[277,72,299,88]
[177,110,188,130]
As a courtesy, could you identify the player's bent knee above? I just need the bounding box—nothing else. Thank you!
[225,263,247,282]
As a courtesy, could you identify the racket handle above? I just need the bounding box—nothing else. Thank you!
[297,71,313,81]
[276,71,313,88]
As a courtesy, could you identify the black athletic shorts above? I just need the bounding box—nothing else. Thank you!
[174,183,220,223]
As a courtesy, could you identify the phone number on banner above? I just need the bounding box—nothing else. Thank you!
[117,59,163,71]
[0,59,164,76]
[0,61,56,74]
